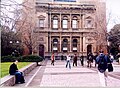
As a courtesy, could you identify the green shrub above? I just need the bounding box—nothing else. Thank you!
[1,55,19,62]
[1,55,43,65]
[20,55,43,62]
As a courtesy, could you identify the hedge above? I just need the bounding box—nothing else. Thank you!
[1,55,19,62]
[1,55,43,63]
[20,55,43,62]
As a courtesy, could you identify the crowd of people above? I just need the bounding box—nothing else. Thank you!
[50,51,114,87]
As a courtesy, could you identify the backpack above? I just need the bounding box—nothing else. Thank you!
[98,56,107,73]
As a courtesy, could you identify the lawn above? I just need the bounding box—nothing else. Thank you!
[1,62,31,78]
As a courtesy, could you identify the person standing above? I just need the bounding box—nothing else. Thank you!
[51,53,55,66]
[73,54,77,66]
[66,53,71,69]
[9,60,25,84]
[87,52,93,68]
[80,55,84,66]
[96,51,108,87]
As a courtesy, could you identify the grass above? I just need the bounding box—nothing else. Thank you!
[0,62,31,78]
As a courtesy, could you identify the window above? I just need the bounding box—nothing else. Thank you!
[62,39,68,52]
[86,20,92,28]
[53,19,58,28]
[53,39,58,52]
[72,20,77,28]
[63,19,68,28]
[72,39,77,52]
[39,19,44,27]
[85,16,93,28]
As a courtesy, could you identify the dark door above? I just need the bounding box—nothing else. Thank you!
[87,45,92,55]
[39,44,44,58]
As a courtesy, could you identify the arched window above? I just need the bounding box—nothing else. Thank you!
[72,39,77,52]
[62,39,68,52]
[53,16,58,28]
[62,16,68,29]
[72,16,78,29]
[53,39,58,51]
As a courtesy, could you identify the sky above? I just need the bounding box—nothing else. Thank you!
[106,0,120,32]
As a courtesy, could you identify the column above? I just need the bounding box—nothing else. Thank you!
[83,37,86,52]
[80,37,82,52]
[70,13,72,30]
[50,35,51,52]
[60,13,61,29]
[60,34,62,52]
[50,12,51,29]
[70,36,72,52]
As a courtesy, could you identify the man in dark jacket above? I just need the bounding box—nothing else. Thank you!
[96,51,108,87]
[9,60,25,84]
[73,54,77,66]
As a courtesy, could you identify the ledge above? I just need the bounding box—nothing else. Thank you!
[0,62,37,86]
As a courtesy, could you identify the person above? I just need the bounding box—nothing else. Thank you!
[51,52,55,66]
[106,53,113,72]
[61,55,64,60]
[73,54,77,66]
[9,60,25,84]
[66,53,71,69]
[80,55,84,66]
[109,54,114,62]
[87,52,93,68]
[96,51,108,87]
[93,52,98,67]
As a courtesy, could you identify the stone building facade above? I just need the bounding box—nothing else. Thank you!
[21,0,107,57]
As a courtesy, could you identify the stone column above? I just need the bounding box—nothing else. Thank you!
[50,12,51,29]
[50,35,51,52]
[70,36,72,52]
[60,13,61,29]
[83,37,86,52]
[70,13,72,30]
[60,33,62,52]
[80,37,82,52]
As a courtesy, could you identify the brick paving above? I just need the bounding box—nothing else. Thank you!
[14,60,120,87]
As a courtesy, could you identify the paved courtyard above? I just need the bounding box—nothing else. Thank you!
[15,60,120,87]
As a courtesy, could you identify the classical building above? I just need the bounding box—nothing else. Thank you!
[20,0,107,58]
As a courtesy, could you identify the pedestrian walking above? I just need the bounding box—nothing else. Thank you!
[87,52,93,68]
[106,53,113,72]
[73,54,77,66]
[9,60,25,84]
[51,52,55,66]
[66,53,71,69]
[80,55,84,66]
[96,51,108,87]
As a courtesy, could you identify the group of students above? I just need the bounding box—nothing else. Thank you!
[51,51,114,86]
[51,53,85,69]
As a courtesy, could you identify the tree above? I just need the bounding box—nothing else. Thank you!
[1,26,23,56]
[1,0,36,55]
[108,24,120,55]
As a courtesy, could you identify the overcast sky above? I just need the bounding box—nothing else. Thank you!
[106,0,120,32]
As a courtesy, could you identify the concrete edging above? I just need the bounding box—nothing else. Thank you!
[0,62,37,86]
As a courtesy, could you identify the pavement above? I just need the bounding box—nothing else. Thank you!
[13,59,120,87]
